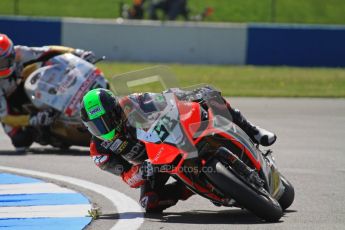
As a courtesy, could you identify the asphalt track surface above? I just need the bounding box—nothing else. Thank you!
[0,98,344,230]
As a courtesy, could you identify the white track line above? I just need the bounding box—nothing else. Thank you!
[0,204,91,218]
[0,182,75,195]
[0,166,144,230]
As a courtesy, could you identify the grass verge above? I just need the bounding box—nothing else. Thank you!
[97,62,345,97]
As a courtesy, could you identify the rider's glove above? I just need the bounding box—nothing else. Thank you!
[121,165,145,188]
[140,160,154,181]
[74,49,96,63]
[29,110,54,126]
[81,51,96,63]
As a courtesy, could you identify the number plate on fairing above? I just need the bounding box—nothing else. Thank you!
[136,94,184,145]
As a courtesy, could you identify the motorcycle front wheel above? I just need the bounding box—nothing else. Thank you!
[204,158,283,222]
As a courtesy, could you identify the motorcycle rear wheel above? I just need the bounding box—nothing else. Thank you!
[278,175,295,210]
[204,158,283,222]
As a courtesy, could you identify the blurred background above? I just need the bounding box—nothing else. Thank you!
[1,0,345,96]
[1,0,345,24]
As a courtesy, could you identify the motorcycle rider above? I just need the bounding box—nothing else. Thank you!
[80,87,277,213]
[0,33,96,152]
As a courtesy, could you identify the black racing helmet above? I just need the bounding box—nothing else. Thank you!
[80,88,122,141]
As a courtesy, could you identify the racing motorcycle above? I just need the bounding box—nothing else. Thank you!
[111,67,294,222]
[24,53,108,148]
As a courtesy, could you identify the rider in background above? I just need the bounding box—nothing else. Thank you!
[0,33,96,152]
[124,0,146,19]
[149,0,189,20]
[80,87,277,213]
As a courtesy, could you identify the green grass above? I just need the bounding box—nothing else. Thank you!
[96,62,345,97]
[1,0,345,25]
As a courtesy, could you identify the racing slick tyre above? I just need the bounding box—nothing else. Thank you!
[278,175,295,211]
[204,158,283,222]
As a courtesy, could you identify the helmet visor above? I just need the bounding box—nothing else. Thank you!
[83,114,116,141]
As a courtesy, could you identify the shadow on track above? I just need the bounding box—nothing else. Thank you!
[0,148,89,156]
[97,209,294,225]
[145,209,283,224]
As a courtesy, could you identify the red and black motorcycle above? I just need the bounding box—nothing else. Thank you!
[133,92,294,222]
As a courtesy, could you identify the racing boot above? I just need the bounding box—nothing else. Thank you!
[230,108,277,146]
[253,126,277,146]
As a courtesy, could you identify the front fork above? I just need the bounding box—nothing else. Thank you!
[216,146,285,200]
[215,147,265,188]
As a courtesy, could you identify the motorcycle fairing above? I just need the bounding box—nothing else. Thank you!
[25,53,106,118]
[138,95,263,168]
